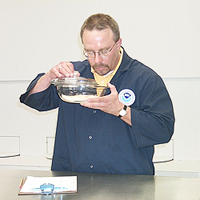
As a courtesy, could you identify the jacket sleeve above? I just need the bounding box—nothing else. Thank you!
[130,74,175,148]
[19,73,59,111]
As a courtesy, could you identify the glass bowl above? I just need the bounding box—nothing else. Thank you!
[50,75,107,103]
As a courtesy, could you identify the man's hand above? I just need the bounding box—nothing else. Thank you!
[81,83,124,116]
[81,83,132,126]
[46,62,80,80]
[28,61,79,96]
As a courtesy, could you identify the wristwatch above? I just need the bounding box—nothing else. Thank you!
[118,105,127,118]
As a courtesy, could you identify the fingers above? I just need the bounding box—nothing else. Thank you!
[107,83,118,96]
[48,62,79,80]
[81,83,123,116]
[56,62,75,77]
[80,97,106,109]
[81,83,117,107]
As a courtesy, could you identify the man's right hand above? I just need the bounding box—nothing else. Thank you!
[28,61,79,96]
[46,61,79,80]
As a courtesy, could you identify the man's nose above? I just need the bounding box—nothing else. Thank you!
[94,52,102,63]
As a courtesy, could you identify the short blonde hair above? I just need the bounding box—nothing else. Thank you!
[80,13,120,43]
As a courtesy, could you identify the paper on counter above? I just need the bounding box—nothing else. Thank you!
[20,175,77,194]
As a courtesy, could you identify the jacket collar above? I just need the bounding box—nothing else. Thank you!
[112,46,133,79]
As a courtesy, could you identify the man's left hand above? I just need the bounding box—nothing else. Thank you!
[80,83,124,116]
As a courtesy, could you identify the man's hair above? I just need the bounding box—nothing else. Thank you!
[80,13,120,43]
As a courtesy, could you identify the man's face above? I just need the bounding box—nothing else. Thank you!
[82,28,122,76]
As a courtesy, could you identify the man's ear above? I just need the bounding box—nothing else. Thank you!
[116,38,122,49]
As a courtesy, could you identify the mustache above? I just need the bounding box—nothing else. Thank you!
[93,63,109,68]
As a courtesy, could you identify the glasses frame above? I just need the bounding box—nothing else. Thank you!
[83,42,117,59]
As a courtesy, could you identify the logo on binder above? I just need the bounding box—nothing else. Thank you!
[118,89,135,106]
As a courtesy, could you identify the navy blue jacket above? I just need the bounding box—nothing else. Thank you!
[20,48,175,175]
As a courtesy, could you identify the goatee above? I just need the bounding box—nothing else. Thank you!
[93,63,110,76]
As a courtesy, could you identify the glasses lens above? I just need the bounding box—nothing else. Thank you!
[84,51,92,59]
[99,50,108,58]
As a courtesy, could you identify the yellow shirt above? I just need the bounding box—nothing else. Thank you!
[91,48,123,86]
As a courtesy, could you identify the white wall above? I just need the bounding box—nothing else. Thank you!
[0,0,200,167]
[1,0,200,80]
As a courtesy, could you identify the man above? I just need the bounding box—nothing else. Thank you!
[20,13,175,175]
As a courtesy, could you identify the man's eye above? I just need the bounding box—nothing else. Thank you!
[100,49,108,54]
[87,51,94,55]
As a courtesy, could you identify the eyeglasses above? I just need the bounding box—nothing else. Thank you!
[83,42,117,59]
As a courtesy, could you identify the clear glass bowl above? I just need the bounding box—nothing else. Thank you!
[50,75,107,103]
